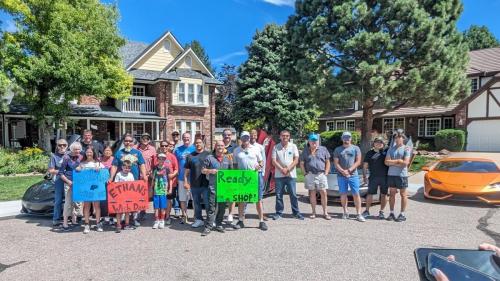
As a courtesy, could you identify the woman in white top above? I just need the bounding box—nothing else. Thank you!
[76,146,104,234]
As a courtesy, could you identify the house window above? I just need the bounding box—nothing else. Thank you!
[163,40,171,52]
[383,118,405,134]
[178,83,186,103]
[175,120,202,139]
[125,122,145,140]
[326,121,335,131]
[443,117,454,129]
[418,119,425,137]
[425,118,441,137]
[197,85,203,104]
[185,55,192,68]
[336,120,345,131]
[132,85,145,96]
[188,84,195,103]
[471,78,479,93]
[346,120,355,131]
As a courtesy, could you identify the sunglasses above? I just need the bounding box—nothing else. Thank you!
[57,144,67,147]
[123,140,133,143]
[160,145,168,147]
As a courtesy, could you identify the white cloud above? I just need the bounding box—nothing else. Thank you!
[262,0,295,7]
[212,50,247,65]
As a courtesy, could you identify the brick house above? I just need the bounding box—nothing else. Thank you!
[1,31,222,149]
[318,47,500,152]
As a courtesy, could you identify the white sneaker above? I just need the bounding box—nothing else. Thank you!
[133,220,141,227]
[152,220,159,229]
[159,220,165,229]
[83,224,90,234]
[191,219,204,228]
[227,214,233,223]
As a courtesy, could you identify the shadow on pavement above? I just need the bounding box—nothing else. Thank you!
[409,187,496,209]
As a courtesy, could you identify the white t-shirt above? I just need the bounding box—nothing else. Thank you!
[250,142,266,172]
[233,144,262,171]
[272,142,299,178]
[80,161,101,170]
[114,171,135,182]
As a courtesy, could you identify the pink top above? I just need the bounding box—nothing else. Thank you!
[100,156,114,170]
[135,144,157,176]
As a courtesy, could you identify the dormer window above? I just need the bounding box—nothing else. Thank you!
[185,55,192,68]
[163,40,171,52]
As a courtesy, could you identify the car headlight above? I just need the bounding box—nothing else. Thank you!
[489,182,500,189]
[430,178,442,185]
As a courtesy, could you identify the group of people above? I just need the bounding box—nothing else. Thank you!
[48,127,412,236]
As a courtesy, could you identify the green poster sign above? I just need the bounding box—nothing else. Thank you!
[216,170,259,203]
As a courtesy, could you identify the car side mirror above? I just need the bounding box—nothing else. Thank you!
[421,166,429,172]
[44,173,53,180]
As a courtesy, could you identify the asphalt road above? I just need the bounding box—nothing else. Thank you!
[0,189,498,281]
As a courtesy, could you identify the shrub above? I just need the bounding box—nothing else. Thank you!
[0,148,50,175]
[434,129,466,152]
[320,130,361,150]
[417,141,434,151]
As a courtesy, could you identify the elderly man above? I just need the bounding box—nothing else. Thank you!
[362,137,389,219]
[201,140,233,236]
[333,132,365,222]
[385,131,411,222]
[272,130,303,220]
[174,132,196,224]
[48,138,68,226]
[300,133,331,220]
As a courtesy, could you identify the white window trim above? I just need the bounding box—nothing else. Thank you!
[471,78,479,93]
[336,120,346,130]
[163,40,171,53]
[346,120,356,131]
[425,117,441,137]
[443,117,454,129]
[132,85,145,96]
[175,120,202,139]
[326,121,335,131]
[417,118,425,137]
[175,82,205,106]
[382,117,405,134]
[178,83,186,103]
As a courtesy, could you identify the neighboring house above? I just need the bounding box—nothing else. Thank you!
[319,47,500,152]
[1,31,222,149]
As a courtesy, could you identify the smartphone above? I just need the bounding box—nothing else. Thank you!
[426,253,497,281]
[414,248,500,280]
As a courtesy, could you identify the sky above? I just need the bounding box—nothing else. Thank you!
[1,0,500,73]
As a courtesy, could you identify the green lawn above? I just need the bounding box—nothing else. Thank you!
[0,175,44,201]
[410,155,438,173]
[296,169,304,183]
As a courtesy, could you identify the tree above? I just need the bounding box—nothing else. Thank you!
[185,40,215,74]
[463,25,500,50]
[234,23,315,136]
[1,0,132,151]
[286,0,469,152]
[215,64,237,127]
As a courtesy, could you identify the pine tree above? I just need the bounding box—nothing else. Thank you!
[463,25,500,50]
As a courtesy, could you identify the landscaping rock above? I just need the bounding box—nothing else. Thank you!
[438,149,450,155]
[418,150,429,155]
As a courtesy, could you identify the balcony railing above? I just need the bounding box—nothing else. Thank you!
[116,96,156,114]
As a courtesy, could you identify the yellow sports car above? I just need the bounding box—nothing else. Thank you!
[423,158,500,204]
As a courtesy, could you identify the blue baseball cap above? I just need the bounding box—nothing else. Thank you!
[308,133,319,142]
[341,131,352,140]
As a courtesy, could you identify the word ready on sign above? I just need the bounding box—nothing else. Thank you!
[72,169,109,202]
[107,180,149,214]
[216,170,258,203]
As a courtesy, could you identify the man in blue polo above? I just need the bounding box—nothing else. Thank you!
[333,132,365,222]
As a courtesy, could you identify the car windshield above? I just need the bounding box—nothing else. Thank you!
[434,161,500,173]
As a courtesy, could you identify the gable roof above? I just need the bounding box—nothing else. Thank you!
[125,31,184,71]
[162,47,215,78]
[458,73,500,107]
[128,68,222,85]
[467,47,500,76]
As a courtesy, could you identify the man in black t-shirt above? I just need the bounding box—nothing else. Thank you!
[184,138,211,229]
[362,137,389,219]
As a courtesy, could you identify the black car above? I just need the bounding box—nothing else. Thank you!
[21,174,57,216]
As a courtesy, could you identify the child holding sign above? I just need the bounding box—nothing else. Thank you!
[76,146,105,234]
[152,153,172,229]
[113,160,135,233]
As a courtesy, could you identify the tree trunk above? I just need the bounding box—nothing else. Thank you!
[38,120,52,152]
[360,99,374,154]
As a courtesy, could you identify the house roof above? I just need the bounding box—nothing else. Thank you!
[318,103,460,120]
[128,68,222,85]
[457,73,500,108]
[467,47,500,76]
[119,41,149,67]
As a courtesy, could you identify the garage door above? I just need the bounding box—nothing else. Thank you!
[467,120,500,152]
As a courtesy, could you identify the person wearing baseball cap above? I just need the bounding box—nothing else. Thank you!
[151,153,171,229]
[362,137,389,219]
[134,132,156,223]
[333,131,365,222]
[300,133,332,219]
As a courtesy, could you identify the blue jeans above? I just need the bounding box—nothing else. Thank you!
[191,187,209,220]
[274,177,300,216]
[52,177,64,222]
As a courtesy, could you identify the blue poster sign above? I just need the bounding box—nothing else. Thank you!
[72,169,110,202]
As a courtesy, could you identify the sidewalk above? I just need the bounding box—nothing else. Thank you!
[0,200,21,218]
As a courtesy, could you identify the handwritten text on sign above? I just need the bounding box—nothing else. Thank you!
[72,169,109,202]
[107,180,149,213]
[216,170,258,203]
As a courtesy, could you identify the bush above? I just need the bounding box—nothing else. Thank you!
[0,148,50,175]
[417,141,434,151]
[434,129,466,152]
[320,130,361,150]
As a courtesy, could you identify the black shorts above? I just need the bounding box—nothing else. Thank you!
[368,176,388,195]
[167,186,178,200]
[387,176,408,189]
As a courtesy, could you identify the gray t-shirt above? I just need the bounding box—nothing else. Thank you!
[300,146,330,174]
[203,154,232,186]
[387,145,411,177]
[333,145,361,176]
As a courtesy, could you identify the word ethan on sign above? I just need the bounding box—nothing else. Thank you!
[216,170,258,203]
[107,180,148,214]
